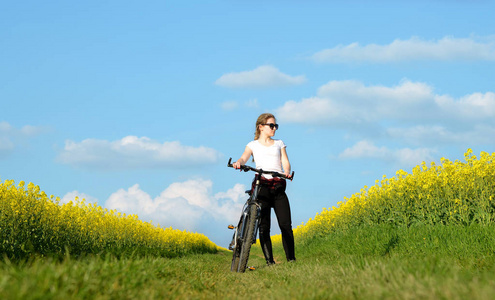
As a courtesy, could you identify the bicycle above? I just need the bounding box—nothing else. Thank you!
[227,158,294,272]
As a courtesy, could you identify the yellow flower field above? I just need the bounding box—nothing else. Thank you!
[271,149,495,245]
[0,180,219,260]
[4,149,494,259]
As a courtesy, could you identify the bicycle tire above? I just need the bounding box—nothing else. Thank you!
[230,232,241,271]
[236,204,258,273]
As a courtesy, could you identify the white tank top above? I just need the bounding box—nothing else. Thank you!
[246,139,286,178]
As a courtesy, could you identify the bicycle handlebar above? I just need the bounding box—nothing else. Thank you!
[227,158,294,181]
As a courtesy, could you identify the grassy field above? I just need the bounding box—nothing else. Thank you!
[2,224,495,300]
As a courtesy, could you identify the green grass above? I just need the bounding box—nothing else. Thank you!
[2,224,495,299]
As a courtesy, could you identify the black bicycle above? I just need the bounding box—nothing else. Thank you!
[227,158,294,272]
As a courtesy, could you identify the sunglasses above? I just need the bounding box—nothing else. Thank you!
[262,123,279,130]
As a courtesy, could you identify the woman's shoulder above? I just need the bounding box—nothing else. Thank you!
[274,139,286,147]
[246,140,258,148]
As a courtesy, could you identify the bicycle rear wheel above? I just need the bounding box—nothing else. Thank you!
[236,204,258,273]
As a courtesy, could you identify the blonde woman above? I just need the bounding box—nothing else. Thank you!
[233,113,296,264]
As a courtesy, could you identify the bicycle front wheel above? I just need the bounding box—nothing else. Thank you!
[230,231,241,271]
[236,204,258,273]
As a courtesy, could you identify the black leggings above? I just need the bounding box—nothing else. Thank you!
[257,183,296,263]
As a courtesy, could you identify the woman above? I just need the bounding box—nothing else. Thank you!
[233,113,296,264]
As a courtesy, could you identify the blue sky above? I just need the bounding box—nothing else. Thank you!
[1,1,494,247]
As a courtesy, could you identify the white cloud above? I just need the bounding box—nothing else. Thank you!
[0,136,15,153]
[312,36,495,63]
[276,97,341,125]
[276,80,438,125]
[246,98,259,108]
[220,99,259,111]
[0,122,45,137]
[215,65,306,88]
[277,80,495,149]
[60,191,99,206]
[0,121,45,158]
[105,179,246,232]
[220,101,239,111]
[339,140,389,160]
[277,79,495,125]
[317,80,433,103]
[57,136,222,170]
[339,140,436,167]
[436,92,495,119]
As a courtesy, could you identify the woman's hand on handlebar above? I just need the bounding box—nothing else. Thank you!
[232,160,242,170]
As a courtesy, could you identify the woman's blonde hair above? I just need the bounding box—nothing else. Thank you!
[254,113,276,140]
